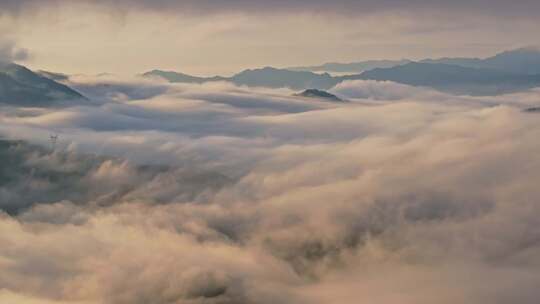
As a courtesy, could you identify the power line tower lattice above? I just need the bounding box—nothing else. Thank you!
[50,134,59,152]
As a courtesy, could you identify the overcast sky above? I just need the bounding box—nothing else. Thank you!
[1,0,539,75]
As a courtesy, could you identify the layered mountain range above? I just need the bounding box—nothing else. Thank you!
[2,47,540,106]
[145,47,540,96]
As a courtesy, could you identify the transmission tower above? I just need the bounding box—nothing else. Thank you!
[50,134,58,152]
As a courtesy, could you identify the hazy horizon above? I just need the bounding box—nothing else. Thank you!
[1,0,539,75]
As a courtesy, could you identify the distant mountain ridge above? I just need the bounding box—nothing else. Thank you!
[144,67,339,90]
[144,47,540,96]
[142,70,226,84]
[421,47,540,75]
[146,63,540,96]
[288,47,540,75]
[288,59,412,73]
[0,62,85,106]
[231,67,336,90]
[354,62,540,95]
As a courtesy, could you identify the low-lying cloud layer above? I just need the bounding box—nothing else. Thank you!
[2,77,540,303]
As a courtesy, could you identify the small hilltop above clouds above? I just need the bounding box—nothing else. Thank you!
[294,89,345,102]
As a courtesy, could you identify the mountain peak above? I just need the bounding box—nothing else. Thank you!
[0,63,86,106]
[294,89,344,102]
[491,46,540,58]
[142,70,226,83]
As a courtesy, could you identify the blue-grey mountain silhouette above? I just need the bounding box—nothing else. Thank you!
[353,62,540,95]
[421,47,540,75]
[0,62,85,106]
[144,48,540,96]
[294,89,344,102]
[144,67,340,90]
[142,69,226,84]
[288,59,412,73]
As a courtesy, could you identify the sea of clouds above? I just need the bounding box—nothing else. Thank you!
[1,75,540,304]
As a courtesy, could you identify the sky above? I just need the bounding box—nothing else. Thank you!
[1,0,539,75]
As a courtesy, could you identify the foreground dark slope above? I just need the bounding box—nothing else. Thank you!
[0,140,232,215]
[0,62,85,106]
